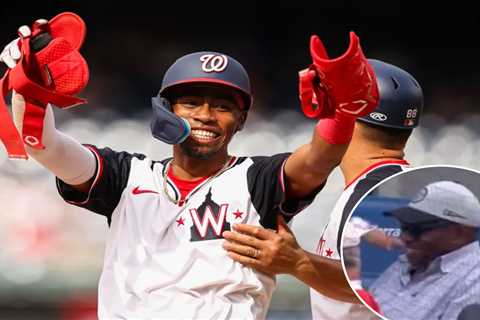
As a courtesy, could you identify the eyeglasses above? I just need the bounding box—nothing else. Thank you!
[399,220,455,238]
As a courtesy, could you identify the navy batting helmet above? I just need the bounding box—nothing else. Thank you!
[159,51,252,109]
[358,59,423,129]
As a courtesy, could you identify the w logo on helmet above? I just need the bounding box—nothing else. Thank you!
[200,54,228,73]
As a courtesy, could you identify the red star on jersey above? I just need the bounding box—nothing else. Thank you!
[325,248,334,257]
[233,209,243,219]
[176,217,185,226]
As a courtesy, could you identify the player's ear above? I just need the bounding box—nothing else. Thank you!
[236,111,248,132]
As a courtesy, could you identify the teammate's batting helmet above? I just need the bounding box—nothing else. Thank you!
[358,59,423,129]
[159,51,253,110]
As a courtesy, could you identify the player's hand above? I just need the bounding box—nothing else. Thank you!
[0,20,47,69]
[222,215,306,276]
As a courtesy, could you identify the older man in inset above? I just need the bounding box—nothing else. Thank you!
[370,180,480,320]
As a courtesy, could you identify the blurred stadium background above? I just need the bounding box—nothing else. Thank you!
[1,1,479,319]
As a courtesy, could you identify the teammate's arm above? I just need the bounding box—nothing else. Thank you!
[223,215,359,303]
[297,250,359,303]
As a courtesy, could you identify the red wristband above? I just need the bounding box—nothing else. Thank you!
[316,112,355,145]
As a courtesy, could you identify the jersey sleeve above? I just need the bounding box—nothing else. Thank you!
[247,153,322,229]
[56,145,146,222]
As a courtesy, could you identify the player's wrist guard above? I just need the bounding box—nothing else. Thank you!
[315,112,355,145]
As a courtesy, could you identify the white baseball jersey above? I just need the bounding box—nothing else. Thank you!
[57,146,320,319]
[310,160,409,320]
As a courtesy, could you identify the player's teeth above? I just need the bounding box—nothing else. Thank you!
[191,130,217,139]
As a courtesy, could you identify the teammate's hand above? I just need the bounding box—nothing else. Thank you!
[0,20,47,69]
[222,215,306,276]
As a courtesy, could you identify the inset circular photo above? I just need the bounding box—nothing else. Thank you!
[341,165,480,320]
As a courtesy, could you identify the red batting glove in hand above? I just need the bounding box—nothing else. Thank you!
[0,12,88,159]
[308,31,379,117]
[355,288,383,316]
[299,32,379,144]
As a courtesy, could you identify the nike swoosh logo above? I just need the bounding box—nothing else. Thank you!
[132,186,159,195]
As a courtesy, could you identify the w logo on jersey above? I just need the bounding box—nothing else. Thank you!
[189,188,231,241]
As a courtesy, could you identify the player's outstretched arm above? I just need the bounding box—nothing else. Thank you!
[222,215,359,303]
[11,92,96,192]
[2,23,96,192]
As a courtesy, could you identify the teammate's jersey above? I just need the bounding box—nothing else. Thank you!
[310,160,409,320]
[57,146,319,320]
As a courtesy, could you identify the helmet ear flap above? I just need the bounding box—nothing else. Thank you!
[150,96,191,144]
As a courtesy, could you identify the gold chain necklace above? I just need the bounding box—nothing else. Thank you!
[162,157,233,205]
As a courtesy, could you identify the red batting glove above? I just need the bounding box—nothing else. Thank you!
[0,12,89,159]
[308,31,379,117]
[299,32,379,144]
